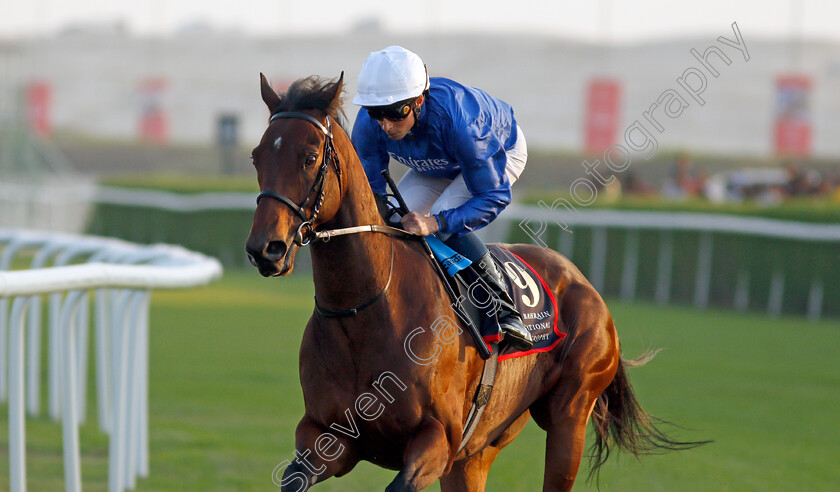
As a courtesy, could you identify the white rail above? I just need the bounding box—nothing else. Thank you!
[86,187,840,243]
[1,230,223,492]
[503,204,838,319]
[7,184,837,319]
[28,185,836,319]
[507,205,840,242]
[0,180,96,234]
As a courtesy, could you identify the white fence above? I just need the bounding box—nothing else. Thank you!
[502,204,840,319]
[0,230,223,492]
[0,123,94,234]
[4,183,837,318]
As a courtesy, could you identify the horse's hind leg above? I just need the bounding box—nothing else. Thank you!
[530,285,620,492]
[532,373,612,491]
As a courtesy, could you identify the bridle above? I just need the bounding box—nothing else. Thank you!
[256,111,341,246]
[255,110,415,246]
[251,104,492,364]
[254,110,414,318]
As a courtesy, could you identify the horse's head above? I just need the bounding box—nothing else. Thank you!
[246,73,345,277]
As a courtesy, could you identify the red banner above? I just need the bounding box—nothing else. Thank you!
[26,81,51,137]
[138,78,168,143]
[774,75,811,156]
[584,78,621,155]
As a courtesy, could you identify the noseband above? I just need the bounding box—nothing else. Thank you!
[256,111,342,246]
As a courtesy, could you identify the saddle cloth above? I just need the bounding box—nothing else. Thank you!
[452,245,567,361]
[484,246,565,361]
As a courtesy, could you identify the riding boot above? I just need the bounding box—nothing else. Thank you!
[474,252,534,351]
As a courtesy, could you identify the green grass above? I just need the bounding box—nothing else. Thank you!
[2,271,839,491]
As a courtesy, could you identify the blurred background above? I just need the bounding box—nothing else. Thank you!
[1,1,839,491]
[3,0,839,311]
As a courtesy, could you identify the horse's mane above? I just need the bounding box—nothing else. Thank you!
[272,75,347,129]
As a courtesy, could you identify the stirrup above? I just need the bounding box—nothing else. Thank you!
[500,316,533,350]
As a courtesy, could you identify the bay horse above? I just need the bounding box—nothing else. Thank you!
[245,73,701,492]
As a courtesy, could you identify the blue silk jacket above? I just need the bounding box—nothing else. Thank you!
[351,77,519,236]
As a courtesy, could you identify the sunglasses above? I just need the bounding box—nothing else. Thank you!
[365,99,415,122]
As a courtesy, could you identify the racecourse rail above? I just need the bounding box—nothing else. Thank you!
[85,187,840,319]
[505,204,840,319]
[0,230,223,492]
[4,183,839,319]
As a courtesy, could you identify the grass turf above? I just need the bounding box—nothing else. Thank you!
[1,270,838,491]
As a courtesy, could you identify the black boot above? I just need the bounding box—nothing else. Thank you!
[474,252,534,351]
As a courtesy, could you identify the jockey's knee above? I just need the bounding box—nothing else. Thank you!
[443,232,488,262]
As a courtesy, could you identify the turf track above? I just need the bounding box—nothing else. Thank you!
[1,270,838,491]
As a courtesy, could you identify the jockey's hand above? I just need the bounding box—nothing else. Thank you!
[400,212,440,236]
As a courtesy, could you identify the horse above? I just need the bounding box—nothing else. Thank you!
[245,73,702,492]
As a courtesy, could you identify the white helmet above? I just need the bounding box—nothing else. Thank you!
[353,46,430,107]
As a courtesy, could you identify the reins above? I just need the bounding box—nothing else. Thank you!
[257,110,417,318]
[314,224,415,242]
[257,111,417,245]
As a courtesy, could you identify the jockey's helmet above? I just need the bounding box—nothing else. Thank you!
[353,46,429,107]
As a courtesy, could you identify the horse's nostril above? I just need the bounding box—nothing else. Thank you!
[265,240,287,261]
[245,243,261,259]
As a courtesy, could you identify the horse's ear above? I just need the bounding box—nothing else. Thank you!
[260,73,282,112]
[329,71,345,106]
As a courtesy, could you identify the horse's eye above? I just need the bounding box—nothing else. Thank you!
[305,154,318,166]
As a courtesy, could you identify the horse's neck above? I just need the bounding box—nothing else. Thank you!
[309,149,394,313]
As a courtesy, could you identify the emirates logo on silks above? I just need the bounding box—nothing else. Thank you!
[387,152,451,172]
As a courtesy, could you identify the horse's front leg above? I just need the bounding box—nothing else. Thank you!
[386,418,451,492]
[274,416,359,491]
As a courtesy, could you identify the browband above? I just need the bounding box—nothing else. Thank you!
[269,111,332,138]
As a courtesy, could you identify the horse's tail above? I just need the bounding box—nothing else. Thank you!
[587,350,709,482]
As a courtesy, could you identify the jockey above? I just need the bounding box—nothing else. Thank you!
[351,45,533,350]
